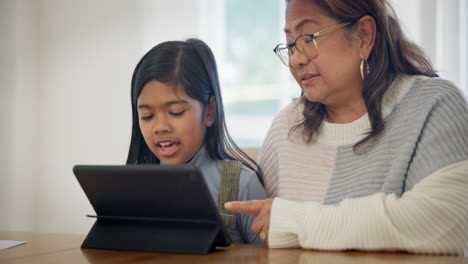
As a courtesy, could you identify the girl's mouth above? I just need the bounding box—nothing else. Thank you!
[157,141,180,157]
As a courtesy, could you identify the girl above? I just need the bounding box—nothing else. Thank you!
[126,38,267,245]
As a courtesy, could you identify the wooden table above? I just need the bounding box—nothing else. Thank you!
[1,231,467,263]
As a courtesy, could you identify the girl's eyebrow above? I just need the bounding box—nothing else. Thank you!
[164,100,189,106]
[137,100,189,109]
[137,104,152,109]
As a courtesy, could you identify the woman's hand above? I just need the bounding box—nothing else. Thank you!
[224,198,274,243]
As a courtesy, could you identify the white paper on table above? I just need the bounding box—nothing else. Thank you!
[0,240,27,250]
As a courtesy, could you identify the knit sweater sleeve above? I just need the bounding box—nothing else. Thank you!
[269,160,468,255]
[259,104,291,197]
[404,79,468,189]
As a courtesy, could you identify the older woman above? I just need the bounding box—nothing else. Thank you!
[226,0,468,255]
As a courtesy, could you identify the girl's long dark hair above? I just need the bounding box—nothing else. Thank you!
[287,0,438,152]
[127,38,263,184]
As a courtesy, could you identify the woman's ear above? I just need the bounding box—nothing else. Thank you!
[206,96,217,127]
[356,15,376,60]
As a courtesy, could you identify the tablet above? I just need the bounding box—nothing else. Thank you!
[73,164,232,254]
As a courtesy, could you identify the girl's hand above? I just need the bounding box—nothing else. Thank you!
[224,198,274,243]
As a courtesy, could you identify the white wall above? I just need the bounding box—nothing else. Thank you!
[0,0,209,234]
[0,0,39,232]
[0,0,16,231]
[35,0,141,234]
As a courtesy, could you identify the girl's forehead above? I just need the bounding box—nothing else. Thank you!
[137,80,198,107]
[140,80,187,98]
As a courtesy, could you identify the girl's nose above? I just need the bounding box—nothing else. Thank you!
[152,118,170,134]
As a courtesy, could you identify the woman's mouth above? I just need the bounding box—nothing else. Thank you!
[156,141,180,157]
[300,73,320,86]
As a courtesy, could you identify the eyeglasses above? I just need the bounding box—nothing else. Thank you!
[273,22,353,67]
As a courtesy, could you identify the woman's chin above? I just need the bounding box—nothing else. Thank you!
[303,93,323,103]
[302,87,323,103]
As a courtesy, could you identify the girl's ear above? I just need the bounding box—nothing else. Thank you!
[356,15,376,60]
[206,96,217,127]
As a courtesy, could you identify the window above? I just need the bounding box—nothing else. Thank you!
[220,0,299,147]
[391,0,468,94]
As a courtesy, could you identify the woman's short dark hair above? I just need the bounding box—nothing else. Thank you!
[287,0,438,152]
[127,38,263,183]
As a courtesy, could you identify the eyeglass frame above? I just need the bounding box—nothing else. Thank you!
[273,22,354,67]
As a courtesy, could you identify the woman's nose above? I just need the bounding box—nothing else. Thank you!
[289,49,309,68]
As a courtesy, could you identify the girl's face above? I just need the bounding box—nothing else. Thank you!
[137,80,215,165]
[285,0,363,106]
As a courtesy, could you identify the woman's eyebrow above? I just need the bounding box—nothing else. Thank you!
[284,18,320,34]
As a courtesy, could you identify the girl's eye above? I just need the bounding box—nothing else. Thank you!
[140,114,154,120]
[170,111,185,117]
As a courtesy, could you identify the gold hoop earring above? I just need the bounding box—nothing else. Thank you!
[207,121,213,127]
[360,60,370,81]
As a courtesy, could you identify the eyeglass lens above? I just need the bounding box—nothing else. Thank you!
[278,35,317,66]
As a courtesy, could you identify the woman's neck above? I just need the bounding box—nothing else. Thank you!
[325,98,367,124]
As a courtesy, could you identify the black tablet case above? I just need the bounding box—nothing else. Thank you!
[73,165,232,254]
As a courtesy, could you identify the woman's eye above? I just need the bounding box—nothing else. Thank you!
[140,114,154,120]
[170,111,185,117]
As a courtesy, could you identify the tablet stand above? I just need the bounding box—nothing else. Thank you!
[81,215,224,254]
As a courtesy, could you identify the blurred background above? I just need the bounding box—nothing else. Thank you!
[0,0,466,234]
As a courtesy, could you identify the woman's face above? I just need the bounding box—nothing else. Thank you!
[137,80,214,165]
[285,0,362,106]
